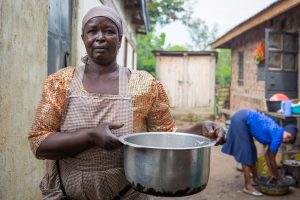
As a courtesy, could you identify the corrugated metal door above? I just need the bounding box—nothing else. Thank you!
[265,29,298,99]
[48,0,72,75]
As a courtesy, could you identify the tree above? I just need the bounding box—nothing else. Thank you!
[165,44,188,51]
[137,32,166,76]
[182,18,218,50]
[137,0,189,75]
[137,0,220,75]
[147,0,186,25]
[216,49,231,85]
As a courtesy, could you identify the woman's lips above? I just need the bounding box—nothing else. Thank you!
[94,47,108,53]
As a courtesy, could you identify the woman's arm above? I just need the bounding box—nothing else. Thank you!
[144,76,225,145]
[177,121,226,145]
[29,68,122,160]
[28,69,73,159]
[37,123,123,160]
[265,148,280,183]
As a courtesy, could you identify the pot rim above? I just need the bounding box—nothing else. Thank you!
[119,132,216,150]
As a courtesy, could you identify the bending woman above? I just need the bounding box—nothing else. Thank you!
[222,109,297,196]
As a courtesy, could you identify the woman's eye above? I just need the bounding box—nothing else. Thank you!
[105,29,115,34]
[87,30,95,34]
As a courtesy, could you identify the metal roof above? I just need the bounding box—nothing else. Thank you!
[124,0,150,34]
[211,0,300,48]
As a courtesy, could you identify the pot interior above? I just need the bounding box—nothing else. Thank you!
[120,132,215,149]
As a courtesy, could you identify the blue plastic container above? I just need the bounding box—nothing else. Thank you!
[281,100,292,116]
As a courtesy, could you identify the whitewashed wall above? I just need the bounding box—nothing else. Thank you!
[0,1,48,199]
[126,42,134,70]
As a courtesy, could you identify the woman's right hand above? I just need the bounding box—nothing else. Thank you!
[89,123,124,150]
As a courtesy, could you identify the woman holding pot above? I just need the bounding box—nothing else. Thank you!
[222,109,297,196]
[28,6,225,200]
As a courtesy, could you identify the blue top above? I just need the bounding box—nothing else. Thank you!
[246,110,284,153]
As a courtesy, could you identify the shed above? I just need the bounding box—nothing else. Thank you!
[154,51,216,114]
[211,0,300,114]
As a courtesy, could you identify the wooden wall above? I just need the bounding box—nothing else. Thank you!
[156,53,216,112]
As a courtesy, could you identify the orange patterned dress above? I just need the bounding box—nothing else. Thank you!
[28,66,176,157]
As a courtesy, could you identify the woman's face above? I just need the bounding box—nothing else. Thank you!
[82,17,120,65]
[282,131,294,143]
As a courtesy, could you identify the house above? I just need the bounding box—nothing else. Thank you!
[154,51,216,116]
[0,0,148,199]
[212,0,300,116]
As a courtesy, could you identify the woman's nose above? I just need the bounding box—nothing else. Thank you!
[96,32,104,40]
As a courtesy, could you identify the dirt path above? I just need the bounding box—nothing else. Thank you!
[151,119,300,200]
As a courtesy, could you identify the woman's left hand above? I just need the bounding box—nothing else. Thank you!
[198,121,226,145]
[178,120,226,146]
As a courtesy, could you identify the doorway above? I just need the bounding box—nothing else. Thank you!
[48,0,72,75]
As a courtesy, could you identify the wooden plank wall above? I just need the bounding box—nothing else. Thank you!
[156,55,215,109]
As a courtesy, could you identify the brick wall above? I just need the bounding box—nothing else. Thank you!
[230,5,300,113]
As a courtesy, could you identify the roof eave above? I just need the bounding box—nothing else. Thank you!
[211,0,300,49]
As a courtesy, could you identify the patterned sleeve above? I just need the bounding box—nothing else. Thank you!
[146,79,177,132]
[28,67,74,158]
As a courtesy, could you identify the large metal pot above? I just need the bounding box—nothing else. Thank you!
[119,132,215,197]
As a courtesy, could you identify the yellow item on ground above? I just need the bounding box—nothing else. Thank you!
[295,153,300,161]
[256,156,270,176]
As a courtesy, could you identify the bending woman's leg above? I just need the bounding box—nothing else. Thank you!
[242,164,256,192]
[250,163,258,183]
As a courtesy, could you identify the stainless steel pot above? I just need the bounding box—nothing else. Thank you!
[119,132,216,197]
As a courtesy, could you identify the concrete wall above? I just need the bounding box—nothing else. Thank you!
[229,5,300,112]
[0,0,48,199]
[0,0,143,199]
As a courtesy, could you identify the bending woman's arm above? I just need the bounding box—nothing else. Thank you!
[265,148,280,181]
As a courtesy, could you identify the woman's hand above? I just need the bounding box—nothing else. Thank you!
[265,148,281,184]
[177,120,226,146]
[267,176,282,185]
[197,121,226,145]
[90,123,124,150]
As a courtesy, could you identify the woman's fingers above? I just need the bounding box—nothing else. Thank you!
[267,176,275,184]
[108,123,124,130]
[215,127,226,146]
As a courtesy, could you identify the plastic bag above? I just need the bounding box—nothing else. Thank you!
[256,156,270,176]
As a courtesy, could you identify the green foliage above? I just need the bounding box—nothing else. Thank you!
[165,44,188,51]
[216,49,231,85]
[137,0,219,75]
[147,0,186,26]
[137,0,189,75]
[137,32,166,76]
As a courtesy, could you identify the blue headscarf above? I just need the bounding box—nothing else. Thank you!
[284,124,298,142]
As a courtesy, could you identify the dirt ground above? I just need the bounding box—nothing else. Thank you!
[151,119,300,200]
